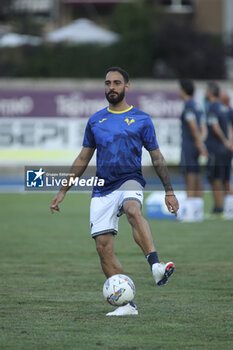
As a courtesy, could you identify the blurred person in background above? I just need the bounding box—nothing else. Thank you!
[205,82,233,218]
[220,92,233,219]
[178,79,208,222]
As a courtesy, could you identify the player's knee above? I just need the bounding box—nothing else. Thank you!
[125,204,142,223]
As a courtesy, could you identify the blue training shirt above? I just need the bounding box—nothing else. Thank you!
[205,101,229,154]
[82,105,159,197]
[181,99,204,151]
[228,107,233,127]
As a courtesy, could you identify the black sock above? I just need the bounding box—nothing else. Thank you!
[129,301,137,309]
[213,206,223,213]
[146,251,159,270]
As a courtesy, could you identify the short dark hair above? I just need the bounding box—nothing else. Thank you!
[105,67,129,83]
[207,81,220,98]
[179,79,195,96]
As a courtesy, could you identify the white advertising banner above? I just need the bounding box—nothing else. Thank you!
[0,117,181,165]
[0,87,189,165]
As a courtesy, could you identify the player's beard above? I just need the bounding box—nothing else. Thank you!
[105,89,125,105]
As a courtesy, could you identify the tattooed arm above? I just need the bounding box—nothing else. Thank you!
[149,148,179,216]
[149,148,174,193]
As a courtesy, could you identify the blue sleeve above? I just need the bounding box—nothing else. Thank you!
[82,120,96,148]
[207,104,218,125]
[142,117,159,151]
[229,109,233,126]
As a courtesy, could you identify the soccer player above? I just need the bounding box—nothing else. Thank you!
[220,92,233,218]
[205,82,233,216]
[179,79,208,221]
[50,67,179,316]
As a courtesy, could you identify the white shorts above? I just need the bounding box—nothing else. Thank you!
[90,180,143,238]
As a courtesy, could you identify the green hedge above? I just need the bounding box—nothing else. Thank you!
[0,34,225,79]
[0,41,153,78]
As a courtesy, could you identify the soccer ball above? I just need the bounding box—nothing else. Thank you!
[103,274,136,306]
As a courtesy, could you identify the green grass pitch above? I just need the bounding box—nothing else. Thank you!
[0,192,233,350]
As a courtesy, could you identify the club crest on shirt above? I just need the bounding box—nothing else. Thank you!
[124,117,135,126]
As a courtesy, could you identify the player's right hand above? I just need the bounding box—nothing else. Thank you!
[50,190,66,214]
[227,140,233,152]
[224,139,233,152]
[200,147,208,158]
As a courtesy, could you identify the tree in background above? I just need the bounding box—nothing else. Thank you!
[103,1,226,79]
[0,0,13,21]
[10,14,43,37]
[110,0,159,77]
[0,0,227,79]
[153,20,225,79]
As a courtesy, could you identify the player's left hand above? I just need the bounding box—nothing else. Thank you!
[50,190,66,214]
[165,194,179,217]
